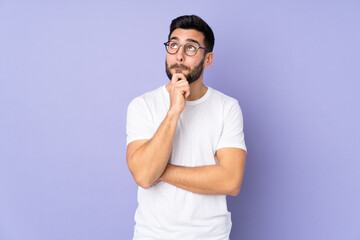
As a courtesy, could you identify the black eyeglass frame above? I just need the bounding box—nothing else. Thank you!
[163,41,211,56]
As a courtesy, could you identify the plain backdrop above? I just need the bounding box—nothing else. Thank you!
[1,0,359,239]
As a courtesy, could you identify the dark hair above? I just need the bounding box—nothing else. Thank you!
[168,15,215,52]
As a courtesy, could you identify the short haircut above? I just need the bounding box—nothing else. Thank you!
[168,15,215,52]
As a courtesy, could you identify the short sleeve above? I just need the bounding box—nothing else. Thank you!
[216,100,247,152]
[126,97,154,145]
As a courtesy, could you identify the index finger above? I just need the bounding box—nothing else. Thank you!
[171,73,187,83]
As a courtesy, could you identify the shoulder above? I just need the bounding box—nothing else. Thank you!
[128,85,167,109]
[208,87,240,109]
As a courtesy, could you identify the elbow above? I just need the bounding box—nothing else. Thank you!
[226,180,242,197]
[228,185,241,196]
[137,181,152,189]
[133,174,153,189]
[127,157,152,189]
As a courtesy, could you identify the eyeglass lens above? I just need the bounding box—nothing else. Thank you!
[166,42,198,56]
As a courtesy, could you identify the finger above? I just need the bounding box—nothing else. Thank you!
[180,84,190,97]
[184,89,190,99]
[175,84,189,95]
[171,73,187,83]
[174,79,189,87]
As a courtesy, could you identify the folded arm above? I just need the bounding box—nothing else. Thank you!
[126,75,190,189]
[159,147,246,196]
[126,110,179,189]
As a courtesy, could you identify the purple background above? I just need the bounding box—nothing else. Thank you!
[1,1,359,239]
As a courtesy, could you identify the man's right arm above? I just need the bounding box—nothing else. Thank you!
[126,74,189,189]
[126,110,179,189]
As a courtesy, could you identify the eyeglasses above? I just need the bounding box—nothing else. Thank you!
[164,41,211,56]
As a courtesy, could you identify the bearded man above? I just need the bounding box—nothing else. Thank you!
[126,15,247,240]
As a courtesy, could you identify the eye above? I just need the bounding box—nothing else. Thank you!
[186,44,196,51]
[170,42,178,49]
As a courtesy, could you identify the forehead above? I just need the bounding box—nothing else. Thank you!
[169,28,205,44]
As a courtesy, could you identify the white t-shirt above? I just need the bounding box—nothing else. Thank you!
[126,85,246,240]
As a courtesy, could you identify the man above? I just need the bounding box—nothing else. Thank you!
[126,15,247,240]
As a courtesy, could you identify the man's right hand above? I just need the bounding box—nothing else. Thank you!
[167,73,190,115]
[127,73,189,188]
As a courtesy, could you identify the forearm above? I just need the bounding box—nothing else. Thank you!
[127,110,180,188]
[159,163,243,196]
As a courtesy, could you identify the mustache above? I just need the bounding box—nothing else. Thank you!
[169,64,189,70]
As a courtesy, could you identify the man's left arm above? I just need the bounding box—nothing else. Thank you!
[159,147,246,196]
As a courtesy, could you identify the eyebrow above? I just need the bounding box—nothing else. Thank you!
[169,37,201,46]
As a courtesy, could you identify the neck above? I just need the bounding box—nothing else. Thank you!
[186,79,208,101]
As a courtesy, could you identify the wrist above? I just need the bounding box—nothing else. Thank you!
[167,108,181,120]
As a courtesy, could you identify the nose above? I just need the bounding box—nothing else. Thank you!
[176,45,185,62]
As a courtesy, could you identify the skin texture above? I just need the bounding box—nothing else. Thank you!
[126,28,246,196]
[165,52,205,84]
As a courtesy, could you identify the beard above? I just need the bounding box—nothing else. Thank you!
[165,58,205,84]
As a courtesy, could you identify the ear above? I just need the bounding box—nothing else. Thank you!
[204,52,214,68]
